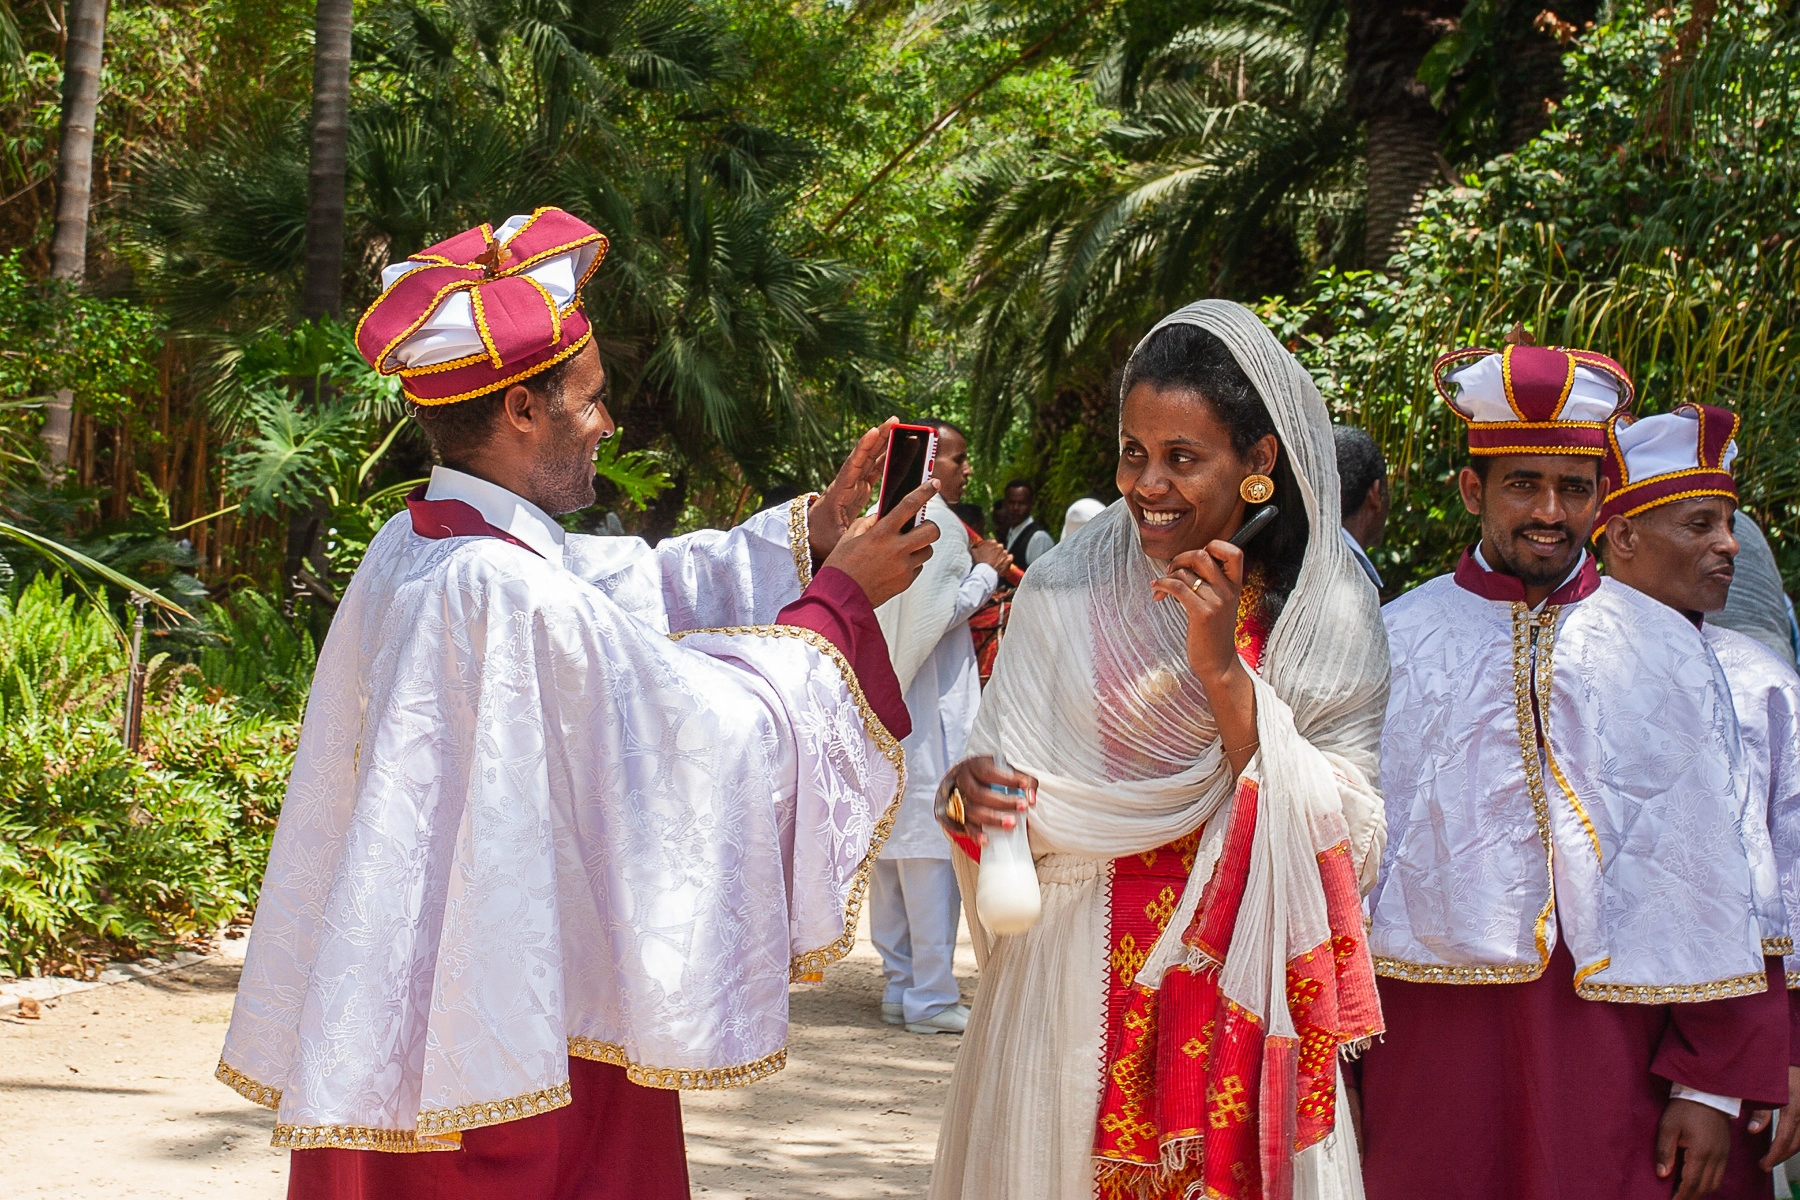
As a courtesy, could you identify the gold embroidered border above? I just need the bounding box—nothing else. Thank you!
[404,327,593,406]
[1512,602,1560,966]
[1765,936,1795,956]
[416,1081,572,1137]
[666,622,906,981]
[1573,957,1611,988]
[215,1059,281,1110]
[272,1123,460,1153]
[1546,750,1602,866]
[1576,968,1770,1004]
[1372,956,1546,985]
[787,493,818,590]
[567,1036,786,1090]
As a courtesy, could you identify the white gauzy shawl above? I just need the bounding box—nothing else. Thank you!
[218,501,901,1151]
[931,300,1390,1200]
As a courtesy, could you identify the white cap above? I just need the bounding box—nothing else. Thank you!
[1063,497,1106,538]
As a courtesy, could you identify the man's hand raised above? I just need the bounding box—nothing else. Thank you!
[822,478,939,608]
[808,418,896,562]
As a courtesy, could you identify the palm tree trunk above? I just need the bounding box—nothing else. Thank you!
[1362,108,1443,267]
[286,0,354,606]
[302,0,353,321]
[42,0,108,471]
[1345,0,1460,270]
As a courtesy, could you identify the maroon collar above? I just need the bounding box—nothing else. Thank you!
[405,486,543,558]
[1452,545,1599,606]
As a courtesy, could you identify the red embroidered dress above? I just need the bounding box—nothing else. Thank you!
[1094,579,1382,1200]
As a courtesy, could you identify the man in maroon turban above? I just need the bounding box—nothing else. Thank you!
[216,208,940,1199]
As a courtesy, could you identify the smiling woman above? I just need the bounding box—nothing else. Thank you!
[1116,321,1311,601]
[929,300,1391,1200]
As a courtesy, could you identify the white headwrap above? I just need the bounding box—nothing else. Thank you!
[968,299,1390,1032]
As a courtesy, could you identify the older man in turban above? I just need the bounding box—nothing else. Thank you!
[215,208,939,1199]
[1596,403,1800,1195]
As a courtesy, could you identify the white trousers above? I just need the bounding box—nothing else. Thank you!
[871,856,963,1023]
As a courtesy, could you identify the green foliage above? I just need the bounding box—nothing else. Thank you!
[0,575,296,975]
[195,587,317,718]
[1265,2,1800,591]
[591,432,671,511]
[0,251,163,424]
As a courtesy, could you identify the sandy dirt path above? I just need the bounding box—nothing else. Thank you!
[0,921,974,1199]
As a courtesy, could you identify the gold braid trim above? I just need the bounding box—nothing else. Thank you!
[788,493,817,589]
[1576,969,1771,1004]
[415,1081,572,1138]
[1766,936,1795,956]
[567,1037,787,1090]
[1372,957,1547,985]
[668,622,907,982]
[273,1123,461,1153]
[215,1059,281,1110]
[1513,603,1561,968]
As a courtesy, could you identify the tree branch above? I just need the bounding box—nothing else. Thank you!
[819,0,1111,237]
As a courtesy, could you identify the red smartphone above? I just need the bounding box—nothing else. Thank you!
[876,423,939,529]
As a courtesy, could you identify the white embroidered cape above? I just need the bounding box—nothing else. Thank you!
[1372,574,1765,1000]
[1706,622,1800,975]
[217,501,902,1151]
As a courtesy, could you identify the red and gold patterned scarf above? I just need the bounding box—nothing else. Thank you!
[1095,578,1382,1200]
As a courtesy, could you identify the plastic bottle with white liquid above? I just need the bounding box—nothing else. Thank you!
[974,751,1042,936]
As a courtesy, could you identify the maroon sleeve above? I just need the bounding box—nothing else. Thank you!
[776,566,911,740]
[1653,957,1791,1107]
[1789,978,1800,1069]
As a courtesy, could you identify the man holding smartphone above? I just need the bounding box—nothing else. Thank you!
[873,419,1013,1034]
[216,208,942,1200]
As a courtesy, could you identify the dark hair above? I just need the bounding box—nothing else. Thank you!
[1119,321,1310,598]
[923,417,966,441]
[1003,478,1033,496]
[410,352,582,465]
[952,501,986,535]
[1333,425,1387,517]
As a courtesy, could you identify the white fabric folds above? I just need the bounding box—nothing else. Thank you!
[931,300,1390,1200]
[217,502,900,1151]
[1372,575,1766,998]
[1706,623,1800,976]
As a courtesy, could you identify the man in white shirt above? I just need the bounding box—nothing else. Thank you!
[995,479,1055,567]
[218,208,941,1200]
[873,420,1011,1034]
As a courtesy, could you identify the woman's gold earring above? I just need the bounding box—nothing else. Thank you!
[1239,474,1274,504]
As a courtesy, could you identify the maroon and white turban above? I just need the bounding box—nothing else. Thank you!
[354,207,608,405]
[1599,403,1740,524]
[1432,343,1635,456]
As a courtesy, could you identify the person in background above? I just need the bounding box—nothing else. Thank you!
[996,479,1055,567]
[1595,403,1800,1196]
[1061,496,1106,541]
[952,501,988,538]
[873,419,1013,1034]
[1716,512,1800,670]
[1333,424,1389,589]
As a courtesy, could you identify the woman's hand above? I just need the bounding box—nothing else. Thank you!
[808,418,897,561]
[937,756,1037,847]
[1151,541,1244,683]
[822,478,940,607]
[1150,540,1259,774]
